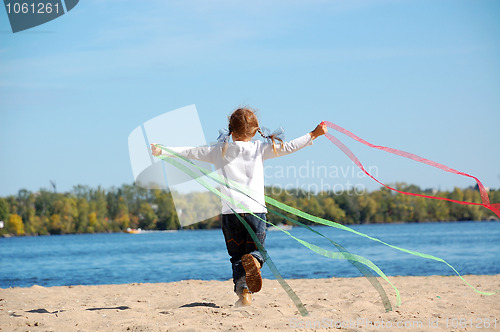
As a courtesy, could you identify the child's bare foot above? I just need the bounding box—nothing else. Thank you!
[241,254,262,293]
[235,288,252,307]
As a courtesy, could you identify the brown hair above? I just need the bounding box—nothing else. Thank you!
[222,107,282,155]
[229,108,260,141]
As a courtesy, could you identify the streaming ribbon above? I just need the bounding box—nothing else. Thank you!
[322,121,500,218]
[156,147,397,315]
[152,122,500,316]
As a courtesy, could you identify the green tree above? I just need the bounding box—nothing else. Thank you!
[0,198,9,222]
[29,215,49,235]
[16,189,36,233]
[154,190,179,230]
[75,198,90,233]
[138,202,158,230]
[334,191,360,224]
[427,191,451,221]
[463,189,485,221]
[411,197,428,222]
[88,187,108,232]
[357,194,377,223]
[301,195,323,220]
[114,196,130,230]
[322,196,346,222]
[52,196,78,234]
[49,214,63,234]
[449,187,466,220]
[34,190,57,218]
[87,212,98,233]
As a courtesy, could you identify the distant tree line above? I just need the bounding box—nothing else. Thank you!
[0,183,498,236]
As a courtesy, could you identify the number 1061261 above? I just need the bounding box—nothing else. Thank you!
[5,2,60,15]
[446,318,497,329]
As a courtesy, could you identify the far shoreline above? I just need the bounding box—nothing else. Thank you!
[2,219,499,238]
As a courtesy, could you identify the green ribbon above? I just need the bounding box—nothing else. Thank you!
[156,147,396,313]
[266,196,500,297]
[156,150,310,315]
[154,145,500,315]
[231,210,309,316]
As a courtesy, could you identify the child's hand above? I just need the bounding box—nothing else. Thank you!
[310,121,328,140]
[150,143,162,156]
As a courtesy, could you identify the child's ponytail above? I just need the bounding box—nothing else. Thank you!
[258,128,284,156]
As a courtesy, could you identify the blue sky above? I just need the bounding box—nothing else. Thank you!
[1,0,499,197]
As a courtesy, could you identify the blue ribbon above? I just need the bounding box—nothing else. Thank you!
[217,128,231,143]
[261,126,285,143]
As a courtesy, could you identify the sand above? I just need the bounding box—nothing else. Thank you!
[1,275,499,331]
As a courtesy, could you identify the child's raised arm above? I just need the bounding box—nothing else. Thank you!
[309,121,328,140]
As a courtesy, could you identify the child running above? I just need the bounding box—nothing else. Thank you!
[151,107,327,306]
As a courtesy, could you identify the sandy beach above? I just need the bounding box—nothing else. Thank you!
[1,275,499,331]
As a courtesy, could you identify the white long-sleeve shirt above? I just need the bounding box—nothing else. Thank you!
[162,133,313,214]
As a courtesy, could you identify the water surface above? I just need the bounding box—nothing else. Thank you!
[1,221,499,288]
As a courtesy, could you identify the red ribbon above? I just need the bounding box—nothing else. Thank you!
[322,121,500,219]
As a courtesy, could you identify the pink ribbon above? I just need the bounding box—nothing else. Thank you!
[322,121,500,218]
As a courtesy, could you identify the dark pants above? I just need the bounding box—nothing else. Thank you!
[221,213,266,294]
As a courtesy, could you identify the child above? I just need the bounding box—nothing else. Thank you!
[151,107,327,306]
